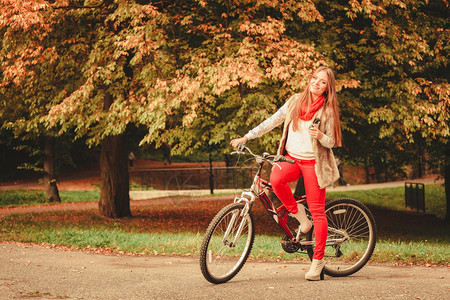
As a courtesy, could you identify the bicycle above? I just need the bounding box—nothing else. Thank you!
[199,144,377,284]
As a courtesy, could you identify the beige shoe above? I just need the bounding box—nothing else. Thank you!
[305,258,325,281]
[292,204,312,234]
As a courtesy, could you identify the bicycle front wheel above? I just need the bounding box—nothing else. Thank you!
[199,203,255,284]
[307,198,377,277]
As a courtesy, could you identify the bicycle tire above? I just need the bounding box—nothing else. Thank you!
[306,198,377,277]
[199,203,255,284]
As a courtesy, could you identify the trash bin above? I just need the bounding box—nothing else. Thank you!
[405,182,425,212]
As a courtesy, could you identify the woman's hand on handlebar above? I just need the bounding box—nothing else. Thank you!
[230,136,248,148]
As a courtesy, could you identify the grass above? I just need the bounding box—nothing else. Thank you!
[0,190,46,207]
[1,218,448,264]
[327,185,446,219]
[0,190,100,207]
[0,184,448,265]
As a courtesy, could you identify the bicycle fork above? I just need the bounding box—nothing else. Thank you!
[223,195,253,247]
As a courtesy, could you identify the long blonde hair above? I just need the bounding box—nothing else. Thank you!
[289,66,342,147]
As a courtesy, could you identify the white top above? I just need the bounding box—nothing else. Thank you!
[285,120,315,160]
[245,100,322,160]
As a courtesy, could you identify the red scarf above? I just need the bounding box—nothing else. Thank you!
[299,95,325,121]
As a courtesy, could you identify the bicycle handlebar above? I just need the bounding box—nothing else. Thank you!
[276,155,295,164]
[232,143,295,165]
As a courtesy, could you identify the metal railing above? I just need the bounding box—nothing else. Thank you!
[129,166,255,193]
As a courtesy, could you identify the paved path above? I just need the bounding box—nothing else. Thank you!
[130,177,443,200]
[0,243,448,300]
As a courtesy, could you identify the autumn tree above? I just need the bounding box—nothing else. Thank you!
[9,0,445,221]
[295,0,449,217]
[365,0,449,221]
[0,0,165,216]
[45,0,176,218]
[0,1,332,216]
[0,0,76,202]
[135,0,358,157]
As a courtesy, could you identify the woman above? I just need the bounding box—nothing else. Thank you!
[230,66,342,281]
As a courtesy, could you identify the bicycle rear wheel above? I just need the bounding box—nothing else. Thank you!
[199,203,255,284]
[307,198,377,277]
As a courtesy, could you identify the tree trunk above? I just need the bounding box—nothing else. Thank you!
[417,150,423,179]
[43,135,61,203]
[209,151,214,194]
[415,134,424,179]
[364,165,371,184]
[162,143,171,165]
[98,93,131,218]
[223,154,231,168]
[445,144,450,223]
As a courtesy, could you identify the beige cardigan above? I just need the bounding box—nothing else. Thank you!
[246,94,340,188]
[277,95,340,188]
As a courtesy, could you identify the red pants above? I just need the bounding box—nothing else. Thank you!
[270,155,327,260]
